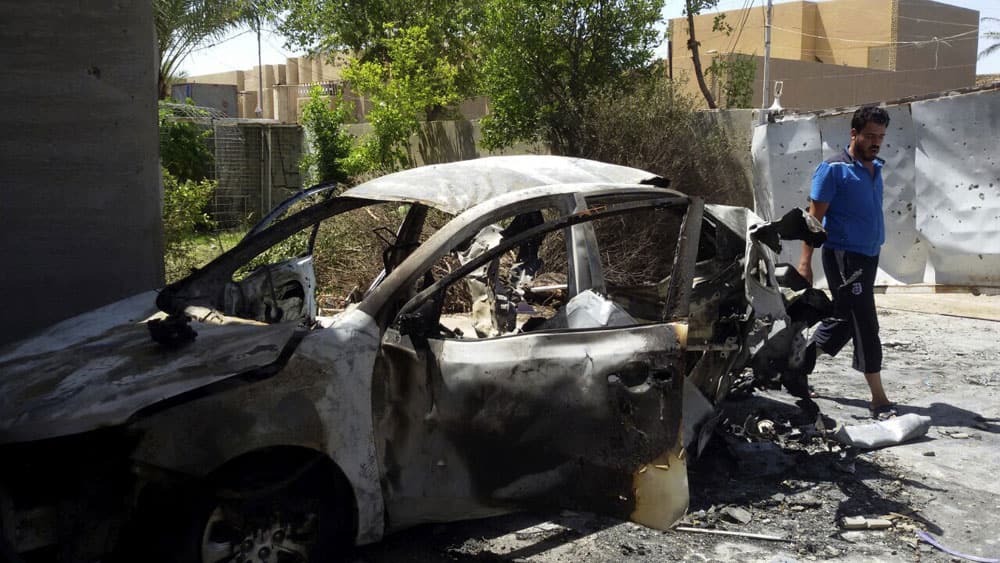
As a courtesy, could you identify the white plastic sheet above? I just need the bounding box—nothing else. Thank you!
[834,413,932,449]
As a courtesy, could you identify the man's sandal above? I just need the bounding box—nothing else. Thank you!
[870,403,898,421]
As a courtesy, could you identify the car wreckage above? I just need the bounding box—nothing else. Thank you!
[0,156,829,562]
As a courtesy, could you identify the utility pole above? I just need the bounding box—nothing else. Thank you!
[255,18,263,118]
[759,0,773,125]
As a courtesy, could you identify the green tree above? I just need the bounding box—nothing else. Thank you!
[980,17,1000,61]
[342,25,461,173]
[299,85,353,186]
[706,54,755,108]
[276,0,481,98]
[154,0,247,99]
[479,0,664,155]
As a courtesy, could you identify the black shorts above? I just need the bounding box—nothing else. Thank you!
[812,248,882,373]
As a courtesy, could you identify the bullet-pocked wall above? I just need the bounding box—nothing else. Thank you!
[751,86,1000,288]
[0,1,162,345]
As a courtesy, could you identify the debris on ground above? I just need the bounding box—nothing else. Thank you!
[834,413,932,448]
[840,516,893,530]
[721,506,753,524]
[917,530,1000,563]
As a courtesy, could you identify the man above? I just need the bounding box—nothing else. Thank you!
[797,105,895,419]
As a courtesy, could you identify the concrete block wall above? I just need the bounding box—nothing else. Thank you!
[0,0,162,344]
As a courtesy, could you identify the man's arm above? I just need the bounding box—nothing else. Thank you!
[798,200,829,285]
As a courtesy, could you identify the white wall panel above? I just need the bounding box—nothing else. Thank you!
[751,88,1000,287]
[751,116,823,272]
[912,91,1000,255]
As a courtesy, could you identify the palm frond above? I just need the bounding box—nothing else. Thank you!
[979,18,1000,61]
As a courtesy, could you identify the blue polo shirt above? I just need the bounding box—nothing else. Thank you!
[810,148,885,256]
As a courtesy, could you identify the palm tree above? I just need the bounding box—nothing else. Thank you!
[980,17,1000,61]
[154,0,244,99]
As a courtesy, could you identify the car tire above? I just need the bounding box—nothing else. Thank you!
[119,458,353,563]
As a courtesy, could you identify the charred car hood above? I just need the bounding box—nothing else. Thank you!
[0,291,300,443]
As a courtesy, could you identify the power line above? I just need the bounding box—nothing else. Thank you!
[768,24,978,46]
[190,29,255,53]
[897,14,978,28]
[725,0,756,56]
[770,61,975,83]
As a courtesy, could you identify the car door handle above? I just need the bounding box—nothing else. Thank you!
[609,361,651,388]
[608,361,675,391]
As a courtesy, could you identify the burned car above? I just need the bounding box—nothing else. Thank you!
[0,156,827,562]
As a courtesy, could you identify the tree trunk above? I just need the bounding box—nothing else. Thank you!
[685,3,717,109]
[159,72,170,100]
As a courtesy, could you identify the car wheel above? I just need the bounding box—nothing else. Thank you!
[198,489,332,563]
[120,457,352,563]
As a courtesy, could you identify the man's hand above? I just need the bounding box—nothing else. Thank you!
[797,200,828,287]
[797,258,813,286]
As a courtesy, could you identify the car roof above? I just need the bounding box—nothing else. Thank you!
[342,155,662,214]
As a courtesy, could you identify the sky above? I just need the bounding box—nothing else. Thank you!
[178,0,1000,78]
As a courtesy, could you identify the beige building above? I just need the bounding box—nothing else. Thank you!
[180,54,354,122]
[669,0,980,110]
[181,54,488,124]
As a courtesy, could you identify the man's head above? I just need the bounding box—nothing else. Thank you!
[849,106,890,163]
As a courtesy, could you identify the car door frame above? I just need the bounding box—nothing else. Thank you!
[364,186,705,532]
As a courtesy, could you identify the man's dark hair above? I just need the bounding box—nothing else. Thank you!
[851,105,890,131]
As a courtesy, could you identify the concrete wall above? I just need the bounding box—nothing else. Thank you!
[0,0,162,344]
[669,0,895,66]
[171,83,239,117]
[896,0,978,77]
[675,52,975,111]
[185,69,245,91]
[211,123,305,227]
[812,0,894,67]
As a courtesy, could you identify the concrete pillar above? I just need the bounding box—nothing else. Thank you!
[245,67,259,93]
[0,0,162,344]
[322,61,341,81]
[261,65,276,89]
[262,87,275,119]
[273,86,298,123]
[298,56,313,84]
[241,90,258,118]
[286,58,299,85]
[312,57,324,82]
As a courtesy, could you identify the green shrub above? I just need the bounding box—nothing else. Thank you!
[299,85,353,187]
[162,168,217,282]
[577,76,752,207]
[158,100,214,182]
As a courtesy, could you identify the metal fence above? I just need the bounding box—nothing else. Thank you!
[159,103,304,231]
[212,118,254,229]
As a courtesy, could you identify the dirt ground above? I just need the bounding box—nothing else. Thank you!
[355,293,1000,563]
